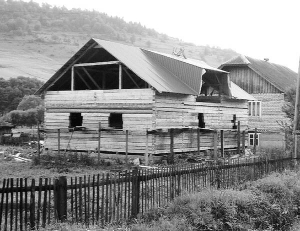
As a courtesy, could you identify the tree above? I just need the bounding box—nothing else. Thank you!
[0,77,43,116]
[17,95,43,111]
[282,87,297,152]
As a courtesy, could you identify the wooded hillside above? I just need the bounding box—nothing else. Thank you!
[0,0,239,81]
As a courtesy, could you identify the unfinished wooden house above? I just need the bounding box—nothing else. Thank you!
[220,55,297,150]
[36,39,254,162]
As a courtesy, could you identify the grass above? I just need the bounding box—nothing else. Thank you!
[0,145,120,184]
[24,169,300,230]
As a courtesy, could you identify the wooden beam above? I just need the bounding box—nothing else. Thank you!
[294,58,300,161]
[74,61,120,67]
[76,70,93,90]
[45,42,96,92]
[119,64,122,89]
[71,66,74,91]
[123,68,140,88]
[82,67,101,89]
[102,73,106,89]
[85,49,99,63]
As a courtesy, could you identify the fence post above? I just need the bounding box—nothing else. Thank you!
[54,176,68,222]
[169,129,174,164]
[213,130,218,159]
[237,121,241,155]
[131,168,140,218]
[242,131,246,155]
[98,122,101,165]
[125,130,129,166]
[37,122,40,164]
[253,128,257,155]
[57,129,60,164]
[197,128,200,156]
[220,130,224,158]
[145,129,149,165]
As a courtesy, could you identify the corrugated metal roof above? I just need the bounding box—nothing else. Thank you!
[220,55,297,93]
[94,39,199,95]
[36,38,228,96]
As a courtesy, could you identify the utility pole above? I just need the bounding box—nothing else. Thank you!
[293,58,300,163]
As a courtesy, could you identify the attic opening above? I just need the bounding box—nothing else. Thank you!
[48,46,149,91]
[197,71,231,102]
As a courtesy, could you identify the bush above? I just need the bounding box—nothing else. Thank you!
[123,171,300,231]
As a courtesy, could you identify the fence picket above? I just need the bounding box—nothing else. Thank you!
[0,157,296,230]
[0,179,6,230]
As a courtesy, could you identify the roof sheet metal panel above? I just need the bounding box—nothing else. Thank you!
[146,49,228,73]
[246,56,297,93]
[142,49,203,94]
[94,39,199,95]
[230,82,256,100]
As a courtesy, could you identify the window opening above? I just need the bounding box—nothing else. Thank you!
[69,113,83,128]
[249,133,259,146]
[231,114,237,129]
[248,101,261,117]
[109,113,123,129]
[198,113,205,128]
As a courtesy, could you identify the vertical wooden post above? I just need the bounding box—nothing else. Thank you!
[213,130,218,159]
[30,179,36,230]
[119,64,122,89]
[54,176,68,222]
[37,121,40,164]
[98,122,101,165]
[220,130,224,158]
[131,168,140,218]
[237,121,241,155]
[242,131,246,155]
[197,128,200,156]
[57,129,60,163]
[71,66,74,91]
[253,128,257,155]
[125,130,129,165]
[145,130,149,165]
[170,129,174,164]
[293,58,300,163]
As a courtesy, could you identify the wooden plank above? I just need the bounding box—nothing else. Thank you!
[73,61,120,67]
[82,67,101,89]
[30,179,35,230]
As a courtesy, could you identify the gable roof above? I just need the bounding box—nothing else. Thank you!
[36,38,228,96]
[219,55,297,93]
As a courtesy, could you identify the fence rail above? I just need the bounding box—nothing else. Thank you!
[0,156,295,230]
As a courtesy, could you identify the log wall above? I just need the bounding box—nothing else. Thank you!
[44,90,249,160]
[249,93,287,132]
[152,93,249,155]
[44,89,155,156]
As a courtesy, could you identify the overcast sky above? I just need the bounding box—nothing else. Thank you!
[26,0,300,72]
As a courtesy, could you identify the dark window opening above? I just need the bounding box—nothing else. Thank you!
[109,113,123,129]
[231,114,237,129]
[198,113,205,128]
[69,113,83,128]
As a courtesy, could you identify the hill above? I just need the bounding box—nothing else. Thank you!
[0,0,239,82]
